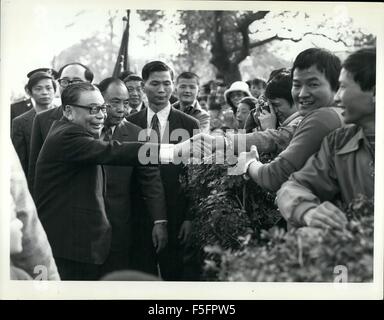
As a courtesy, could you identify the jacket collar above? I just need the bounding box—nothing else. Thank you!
[337,127,366,155]
[281,111,301,126]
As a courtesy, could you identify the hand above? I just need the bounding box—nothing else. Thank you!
[303,201,348,230]
[152,223,168,253]
[174,134,215,163]
[228,145,259,176]
[178,220,192,246]
[259,106,277,131]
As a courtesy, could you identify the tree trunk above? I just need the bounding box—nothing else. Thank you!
[215,59,242,84]
[210,11,242,84]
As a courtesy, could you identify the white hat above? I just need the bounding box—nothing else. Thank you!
[224,81,251,107]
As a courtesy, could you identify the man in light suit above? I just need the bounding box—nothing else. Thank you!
[128,61,200,280]
[97,77,167,276]
[28,62,94,197]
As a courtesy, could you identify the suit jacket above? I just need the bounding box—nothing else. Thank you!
[127,107,199,237]
[11,98,33,126]
[28,106,63,196]
[34,118,156,264]
[104,119,166,252]
[11,108,37,178]
[172,100,211,133]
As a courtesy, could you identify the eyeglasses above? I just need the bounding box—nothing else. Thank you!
[70,103,109,115]
[58,79,84,87]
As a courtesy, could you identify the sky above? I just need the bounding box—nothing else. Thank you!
[1,0,381,99]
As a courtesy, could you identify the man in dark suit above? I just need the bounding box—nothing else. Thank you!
[128,61,200,281]
[10,68,59,126]
[123,74,147,117]
[28,62,94,196]
[11,72,56,180]
[34,82,179,280]
[97,77,167,277]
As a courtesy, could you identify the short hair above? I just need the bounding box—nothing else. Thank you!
[238,97,258,111]
[264,69,293,105]
[247,77,267,89]
[61,82,99,107]
[26,71,57,92]
[291,48,341,92]
[118,70,134,81]
[58,62,94,82]
[142,61,174,81]
[123,74,144,85]
[176,72,200,85]
[342,47,376,91]
[97,77,126,94]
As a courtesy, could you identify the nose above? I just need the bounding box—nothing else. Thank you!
[334,89,341,105]
[298,85,310,98]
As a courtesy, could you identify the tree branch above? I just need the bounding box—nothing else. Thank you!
[237,11,269,30]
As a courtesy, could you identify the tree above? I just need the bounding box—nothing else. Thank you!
[137,10,375,83]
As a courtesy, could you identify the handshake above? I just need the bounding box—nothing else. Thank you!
[172,133,260,177]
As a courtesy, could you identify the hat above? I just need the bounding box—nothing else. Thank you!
[26,71,56,92]
[224,81,251,105]
[27,68,59,80]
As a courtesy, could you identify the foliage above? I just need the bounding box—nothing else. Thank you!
[204,195,374,282]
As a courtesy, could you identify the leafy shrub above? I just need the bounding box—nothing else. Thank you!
[204,195,374,282]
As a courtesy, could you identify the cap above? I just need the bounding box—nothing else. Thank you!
[224,81,251,104]
[27,68,59,80]
[26,71,56,91]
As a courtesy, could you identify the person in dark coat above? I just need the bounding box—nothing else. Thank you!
[28,63,94,196]
[128,61,200,280]
[97,77,167,277]
[11,72,56,180]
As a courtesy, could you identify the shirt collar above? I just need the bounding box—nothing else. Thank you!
[336,127,366,155]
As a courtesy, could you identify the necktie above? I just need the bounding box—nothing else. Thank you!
[103,126,113,142]
[130,108,138,115]
[150,113,161,143]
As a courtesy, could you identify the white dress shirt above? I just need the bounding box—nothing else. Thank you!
[146,103,171,141]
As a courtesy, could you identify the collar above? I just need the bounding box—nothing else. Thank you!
[147,103,171,124]
[281,111,302,126]
[337,127,367,155]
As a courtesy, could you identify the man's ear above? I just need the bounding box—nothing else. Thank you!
[24,85,31,97]
[64,105,74,121]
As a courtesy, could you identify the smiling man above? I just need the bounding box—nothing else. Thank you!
[173,72,210,133]
[235,48,345,192]
[97,77,167,277]
[276,47,376,230]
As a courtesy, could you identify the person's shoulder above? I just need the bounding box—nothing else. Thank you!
[127,109,146,122]
[172,107,199,125]
[326,124,360,150]
[119,119,143,134]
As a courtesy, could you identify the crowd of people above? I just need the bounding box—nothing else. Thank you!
[9,46,376,281]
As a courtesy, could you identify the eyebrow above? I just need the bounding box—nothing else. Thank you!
[293,77,321,82]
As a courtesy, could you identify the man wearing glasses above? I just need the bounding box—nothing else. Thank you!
[34,82,206,280]
[28,62,94,196]
[97,77,167,277]
[123,74,147,117]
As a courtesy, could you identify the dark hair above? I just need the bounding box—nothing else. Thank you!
[27,68,59,79]
[118,70,134,81]
[123,74,144,84]
[26,72,57,92]
[238,97,258,111]
[342,47,376,91]
[142,61,174,81]
[58,62,94,82]
[291,48,341,91]
[264,69,293,105]
[247,77,267,89]
[176,72,200,85]
[61,82,99,107]
[97,77,126,94]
